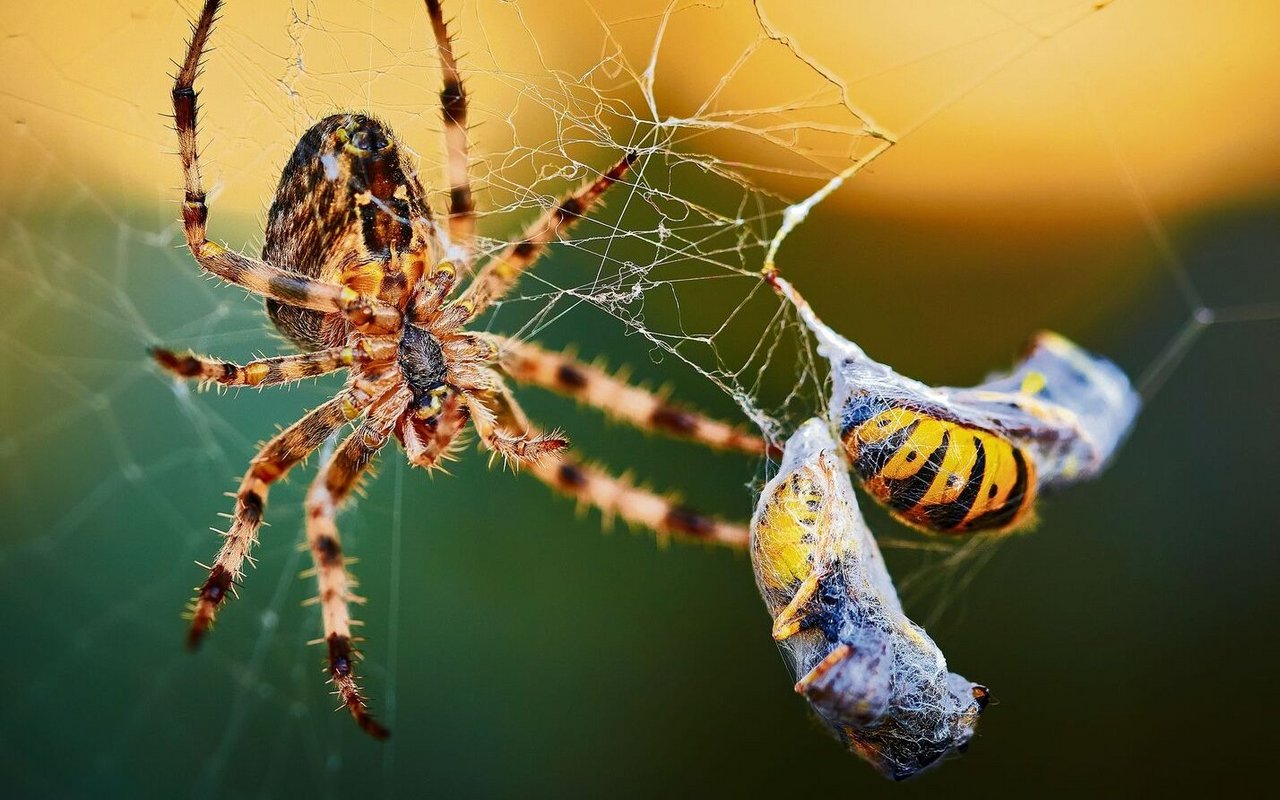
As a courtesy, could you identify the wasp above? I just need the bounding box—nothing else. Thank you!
[766,270,1140,535]
[751,419,989,779]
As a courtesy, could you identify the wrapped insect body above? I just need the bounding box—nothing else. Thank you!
[768,273,1140,535]
[751,419,988,780]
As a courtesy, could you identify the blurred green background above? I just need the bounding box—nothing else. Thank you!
[3,1,1279,797]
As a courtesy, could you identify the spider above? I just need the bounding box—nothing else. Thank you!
[153,0,767,739]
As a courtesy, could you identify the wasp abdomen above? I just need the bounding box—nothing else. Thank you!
[843,406,1036,534]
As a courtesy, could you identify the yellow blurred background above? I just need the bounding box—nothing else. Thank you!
[3,0,1279,224]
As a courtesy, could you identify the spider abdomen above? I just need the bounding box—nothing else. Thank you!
[262,113,433,351]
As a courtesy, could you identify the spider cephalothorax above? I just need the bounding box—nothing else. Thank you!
[397,324,448,408]
[153,0,768,739]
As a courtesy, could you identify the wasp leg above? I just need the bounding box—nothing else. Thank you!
[771,570,825,641]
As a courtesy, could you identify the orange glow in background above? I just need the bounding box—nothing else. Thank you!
[2,1,1278,227]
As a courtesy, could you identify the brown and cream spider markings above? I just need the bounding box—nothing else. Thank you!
[152,0,768,738]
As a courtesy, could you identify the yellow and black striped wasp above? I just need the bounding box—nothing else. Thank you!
[766,270,1140,536]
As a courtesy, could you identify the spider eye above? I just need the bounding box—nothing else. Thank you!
[346,125,389,154]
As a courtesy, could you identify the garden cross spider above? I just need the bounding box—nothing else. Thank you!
[153,0,767,738]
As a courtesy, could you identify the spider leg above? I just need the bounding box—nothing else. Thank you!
[488,335,771,456]
[305,386,410,740]
[151,345,356,388]
[477,420,569,468]
[453,152,638,323]
[478,385,748,548]
[529,449,748,548]
[458,373,563,468]
[187,394,353,647]
[171,0,401,334]
[424,0,475,271]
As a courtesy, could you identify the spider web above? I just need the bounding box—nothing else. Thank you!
[2,0,1278,796]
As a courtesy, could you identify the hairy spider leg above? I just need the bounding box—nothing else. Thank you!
[424,0,475,271]
[188,393,360,647]
[528,451,749,548]
[481,384,749,548]
[489,335,771,457]
[452,152,638,322]
[172,0,402,334]
[151,345,355,388]
[464,381,569,468]
[305,387,410,740]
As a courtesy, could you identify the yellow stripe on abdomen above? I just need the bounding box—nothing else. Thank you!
[843,406,1037,534]
[753,470,825,592]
